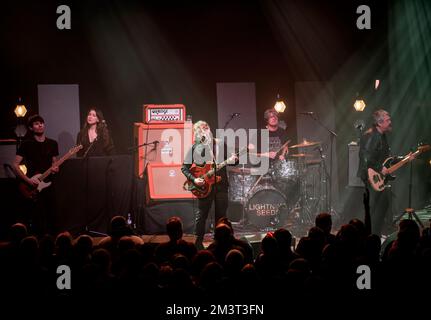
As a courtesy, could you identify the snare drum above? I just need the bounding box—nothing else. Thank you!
[246,184,287,230]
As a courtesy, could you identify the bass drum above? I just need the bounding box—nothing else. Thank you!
[246,184,287,230]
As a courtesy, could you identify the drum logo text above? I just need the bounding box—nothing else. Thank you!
[248,203,284,216]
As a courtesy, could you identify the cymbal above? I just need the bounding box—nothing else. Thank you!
[290,153,313,158]
[290,139,321,148]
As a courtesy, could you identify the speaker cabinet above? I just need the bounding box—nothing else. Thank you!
[348,142,364,187]
[134,123,193,177]
[146,163,195,202]
[0,143,16,178]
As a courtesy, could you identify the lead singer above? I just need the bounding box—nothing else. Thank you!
[181,120,237,249]
[76,108,115,157]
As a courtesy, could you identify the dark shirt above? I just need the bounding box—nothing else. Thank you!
[76,127,115,157]
[251,127,289,169]
[16,136,59,178]
[357,126,390,181]
[253,128,289,154]
[181,140,231,192]
[268,127,289,154]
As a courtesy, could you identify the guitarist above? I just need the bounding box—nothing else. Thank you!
[181,120,237,249]
[12,114,59,235]
[357,109,393,236]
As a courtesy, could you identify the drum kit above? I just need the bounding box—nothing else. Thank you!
[229,139,327,233]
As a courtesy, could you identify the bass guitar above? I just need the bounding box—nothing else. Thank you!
[368,144,430,192]
[183,146,248,198]
[19,144,83,200]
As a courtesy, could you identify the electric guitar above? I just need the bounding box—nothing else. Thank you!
[19,144,83,200]
[183,146,248,198]
[368,144,430,192]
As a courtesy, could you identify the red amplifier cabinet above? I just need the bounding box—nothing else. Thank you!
[146,163,196,202]
[134,122,193,177]
[144,104,186,124]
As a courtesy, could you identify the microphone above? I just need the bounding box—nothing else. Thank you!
[354,119,365,131]
[299,112,314,115]
[200,133,211,144]
[231,113,240,117]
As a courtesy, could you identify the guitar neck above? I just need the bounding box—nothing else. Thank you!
[38,151,75,181]
[203,147,247,179]
[387,151,418,174]
[204,161,228,178]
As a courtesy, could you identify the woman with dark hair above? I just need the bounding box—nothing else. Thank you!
[76,108,115,157]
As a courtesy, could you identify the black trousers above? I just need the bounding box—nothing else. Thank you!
[20,186,56,236]
[195,188,228,243]
[365,181,391,236]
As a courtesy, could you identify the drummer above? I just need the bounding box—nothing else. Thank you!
[251,108,289,166]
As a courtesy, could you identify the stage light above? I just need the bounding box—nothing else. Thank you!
[353,93,366,111]
[274,94,286,113]
[375,79,380,90]
[14,98,27,118]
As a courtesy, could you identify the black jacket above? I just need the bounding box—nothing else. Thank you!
[76,126,115,157]
[181,140,232,192]
[357,126,390,181]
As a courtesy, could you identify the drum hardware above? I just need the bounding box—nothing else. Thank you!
[228,137,336,233]
[300,112,337,212]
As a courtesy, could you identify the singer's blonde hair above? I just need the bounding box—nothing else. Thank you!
[193,120,210,142]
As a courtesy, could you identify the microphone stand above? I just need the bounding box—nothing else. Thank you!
[306,113,337,212]
[208,138,217,235]
[127,141,160,151]
[125,139,159,232]
[127,141,159,178]
[223,114,238,130]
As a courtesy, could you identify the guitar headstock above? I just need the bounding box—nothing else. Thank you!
[417,144,431,154]
[69,144,84,155]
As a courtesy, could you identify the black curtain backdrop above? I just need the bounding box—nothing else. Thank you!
[53,155,134,235]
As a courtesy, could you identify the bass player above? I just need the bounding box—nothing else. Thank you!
[13,114,59,236]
